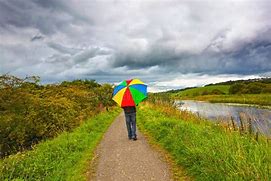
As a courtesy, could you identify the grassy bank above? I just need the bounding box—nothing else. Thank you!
[173,91,271,107]
[137,103,271,180]
[173,85,230,97]
[0,108,120,181]
[193,94,271,106]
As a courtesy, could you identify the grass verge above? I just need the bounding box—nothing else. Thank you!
[138,125,192,180]
[137,103,270,180]
[0,107,121,181]
[173,93,271,107]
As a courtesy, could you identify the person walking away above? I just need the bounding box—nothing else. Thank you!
[123,106,137,141]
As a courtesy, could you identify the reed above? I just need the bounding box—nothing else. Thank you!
[230,116,236,131]
[223,112,271,143]
[248,118,253,135]
[239,113,245,134]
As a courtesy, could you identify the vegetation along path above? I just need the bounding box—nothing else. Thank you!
[92,112,173,181]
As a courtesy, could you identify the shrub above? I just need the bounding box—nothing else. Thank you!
[0,75,114,157]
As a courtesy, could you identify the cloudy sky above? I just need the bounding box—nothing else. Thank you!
[0,0,270,92]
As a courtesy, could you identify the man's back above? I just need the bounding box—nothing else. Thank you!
[123,106,136,114]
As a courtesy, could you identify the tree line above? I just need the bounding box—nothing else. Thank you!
[206,77,271,86]
[0,75,114,157]
[229,82,271,94]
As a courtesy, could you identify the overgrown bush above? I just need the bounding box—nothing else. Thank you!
[0,74,114,157]
[229,82,271,94]
[147,92,173,106]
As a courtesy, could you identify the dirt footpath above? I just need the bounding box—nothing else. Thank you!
[92,112,173,181]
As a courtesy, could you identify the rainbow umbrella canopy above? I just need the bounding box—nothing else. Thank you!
[112,79,147,107]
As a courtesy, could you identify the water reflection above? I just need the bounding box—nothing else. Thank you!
[176,100,271,136]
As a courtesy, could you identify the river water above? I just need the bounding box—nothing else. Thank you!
[175,100,271,136]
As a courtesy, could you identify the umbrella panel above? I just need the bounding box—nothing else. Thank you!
[121,88,135,107]
[129,86,147,105]
[113,85,126,96]
[129,79,144,85]
[129,84,147,96]
[112,87,127,106]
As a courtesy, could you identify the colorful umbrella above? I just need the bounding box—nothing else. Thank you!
[112,79,147,107]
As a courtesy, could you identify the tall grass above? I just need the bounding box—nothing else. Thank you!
[137,103,271,180]
[0,108,120,181]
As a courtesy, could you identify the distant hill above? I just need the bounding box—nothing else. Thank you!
[205,77,271,86]
[163,87,197,94]
[164,77,271,95]
[158,77,271,98]
[171,85,230,97]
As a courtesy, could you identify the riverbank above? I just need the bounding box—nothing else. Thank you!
[170,83,271,108]
[175,100,271,137]
[137,103,271,180]
[172,94,271,110]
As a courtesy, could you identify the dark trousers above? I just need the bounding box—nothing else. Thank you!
[124,113,137,139]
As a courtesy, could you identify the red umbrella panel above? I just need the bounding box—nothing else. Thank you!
[112,79,147,107]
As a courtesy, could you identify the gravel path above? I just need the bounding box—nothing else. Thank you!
[92,112,173,181]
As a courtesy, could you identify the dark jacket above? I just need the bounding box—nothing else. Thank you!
[123,106,136,114]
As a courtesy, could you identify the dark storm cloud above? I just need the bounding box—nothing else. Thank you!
[112,47,184,69]
[31,34,44,42]
[112,28,271,75]
[72,47,111,64]
[47,42,80,55]
[221,41,271,74]
[0,0,89,35]
[44,44,111,69]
